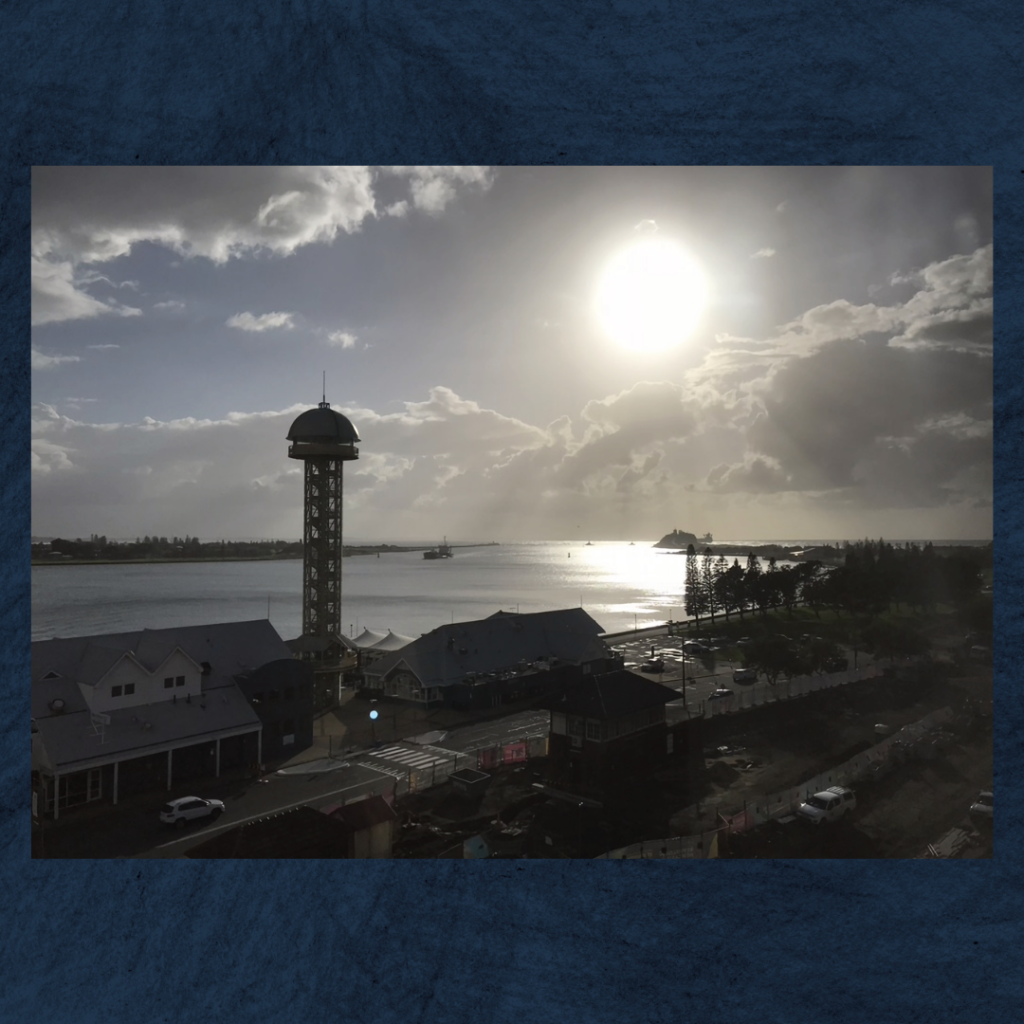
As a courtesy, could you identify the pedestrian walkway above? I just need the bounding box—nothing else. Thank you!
[361,743,455,771]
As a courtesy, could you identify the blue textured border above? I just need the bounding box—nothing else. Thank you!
[3,2,1020,1022]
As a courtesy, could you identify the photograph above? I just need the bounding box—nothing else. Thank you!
[30,165,993,861]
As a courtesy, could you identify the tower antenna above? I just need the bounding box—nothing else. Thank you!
[322,370,326,405]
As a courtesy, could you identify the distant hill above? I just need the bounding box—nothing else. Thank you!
[653,529,713,549]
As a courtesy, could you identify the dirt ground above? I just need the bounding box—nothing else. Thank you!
[389,660,993,858]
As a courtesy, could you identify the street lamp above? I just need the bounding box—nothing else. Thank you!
[369,705,379,746]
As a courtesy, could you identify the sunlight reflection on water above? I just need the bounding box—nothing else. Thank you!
[32,541,697,641]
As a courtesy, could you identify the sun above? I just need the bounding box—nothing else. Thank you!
[595,238,707,353]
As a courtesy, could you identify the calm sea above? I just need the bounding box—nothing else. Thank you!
[32,541,695,642]
[31,538,988,643]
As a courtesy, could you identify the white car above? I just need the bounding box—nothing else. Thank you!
[796,786,856,825]
[969,791,993,821]
[160,796,225,829]
[732,667,757,683]
[708,688,734,701]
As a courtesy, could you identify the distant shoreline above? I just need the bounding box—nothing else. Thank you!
[31,542,501,567]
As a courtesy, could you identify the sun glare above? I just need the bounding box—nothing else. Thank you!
[595,238,707,353]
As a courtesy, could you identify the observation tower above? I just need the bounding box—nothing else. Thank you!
[287,396,360,652]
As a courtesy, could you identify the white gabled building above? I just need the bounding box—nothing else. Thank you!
[32,620,300,819]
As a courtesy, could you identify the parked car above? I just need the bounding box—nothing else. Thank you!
[969,791,993,822]
[708,687,734,701]
[641,659,665,673]
[684,642,710,655]
[796,786,856,825]
[160,796,225,829]
[732,667,758,683]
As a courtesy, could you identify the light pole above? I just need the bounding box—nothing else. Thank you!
[369,705,378,746]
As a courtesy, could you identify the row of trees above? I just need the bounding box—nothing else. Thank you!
[683,546,817,626]
[682,540,990,628]
[33,537,305,561]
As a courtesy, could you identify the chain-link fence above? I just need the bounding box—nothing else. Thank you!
[595,705,954,858]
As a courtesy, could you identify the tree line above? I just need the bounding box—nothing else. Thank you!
[683,539,990,628]
[33,536,305,561]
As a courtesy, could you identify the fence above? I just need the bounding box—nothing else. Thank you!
[398,735,550,795]
[595,705,954,858]
[695,662,892,717]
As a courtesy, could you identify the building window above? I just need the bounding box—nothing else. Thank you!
[111,685,123,697]
[551,712,566,735]
[164,677,173,688]
[175,675,185,687]
[124,683,135,695]
[585,719,603,742]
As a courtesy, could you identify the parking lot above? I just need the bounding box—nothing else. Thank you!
[608,632,872,714]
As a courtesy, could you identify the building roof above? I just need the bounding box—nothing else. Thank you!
[351,629,415,652]
[363,608,607,691]
[31,620,287,772]
[286,403,360,444]
[185,806,351,858]
[324,794,398,831]
[543,669,678,719]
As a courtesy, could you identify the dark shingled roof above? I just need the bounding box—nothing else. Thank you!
[286,404,360,444]
[324,794,397,831]
[543,669,678,719]
[362,607,607,691]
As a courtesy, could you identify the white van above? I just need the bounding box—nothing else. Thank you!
[732,667,757,683]
[796,786,856,825]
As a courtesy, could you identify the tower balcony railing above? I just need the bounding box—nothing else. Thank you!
[288,442,360,459]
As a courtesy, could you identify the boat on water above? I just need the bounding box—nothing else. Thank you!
[423,537,454,560]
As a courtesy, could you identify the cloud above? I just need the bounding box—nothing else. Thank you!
[633,219,658,233]
[32,349,82,371]
[31,256,142,326]
[86,344,119,350]
[326,330,357,349]
[381,166,494,215]
[31,166,494,324]
[154,300,186,311]
[226,311,296,332]
[751,248,776,259]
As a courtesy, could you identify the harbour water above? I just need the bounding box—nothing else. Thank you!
[31,541,697,642]
[31,537,987,643]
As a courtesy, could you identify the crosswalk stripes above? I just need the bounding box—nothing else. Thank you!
[372,744,452,769]
[354,760,408,781]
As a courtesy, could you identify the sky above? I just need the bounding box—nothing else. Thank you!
[31,166,993,544]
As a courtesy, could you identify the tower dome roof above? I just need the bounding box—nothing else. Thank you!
[287,403,361,444]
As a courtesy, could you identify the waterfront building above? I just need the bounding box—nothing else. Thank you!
[31,619,311,818]
[362,608,616,708]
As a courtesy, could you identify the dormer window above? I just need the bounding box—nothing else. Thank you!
[112,685,123,697]
[175,676,185,687]
[164,677,174,688]
[124,683,135,695]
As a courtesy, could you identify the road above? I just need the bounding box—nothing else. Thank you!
[38,643,877,858]
[35,710,554,859]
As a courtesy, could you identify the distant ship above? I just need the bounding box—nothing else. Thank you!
[653,528,714,549]
[423,537,454,560]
